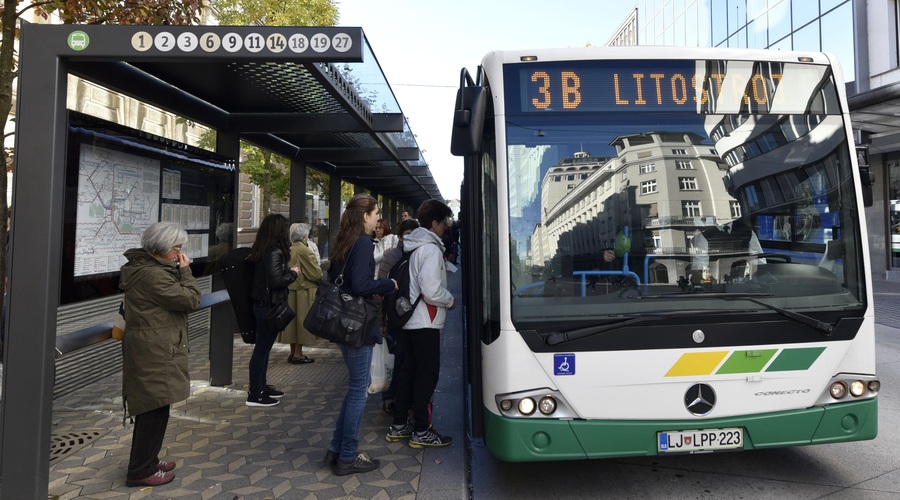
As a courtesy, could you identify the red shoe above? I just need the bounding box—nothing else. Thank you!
[157,460,176,472]
[126,470,175,487]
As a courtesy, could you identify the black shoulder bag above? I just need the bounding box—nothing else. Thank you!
[303,243,374,347]
[265,251,296,333]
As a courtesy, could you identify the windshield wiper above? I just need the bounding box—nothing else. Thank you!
[637,292,835,336]
[544,314,670,346]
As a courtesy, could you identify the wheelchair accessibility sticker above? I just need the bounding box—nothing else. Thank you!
[554,353,575,376]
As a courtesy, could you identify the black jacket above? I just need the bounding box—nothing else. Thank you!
[329,235,395,298]
[251,246,297,305]
[329,235,396,345]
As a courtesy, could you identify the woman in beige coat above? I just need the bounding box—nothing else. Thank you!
[119,222,200,487]
[278,222,322,364]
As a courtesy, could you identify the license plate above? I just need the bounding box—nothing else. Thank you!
[658,427,743,454]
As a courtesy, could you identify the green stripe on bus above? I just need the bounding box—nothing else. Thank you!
[765,347,826,372]
[716,349,778,374]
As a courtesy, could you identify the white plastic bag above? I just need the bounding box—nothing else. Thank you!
[367,341,395,394]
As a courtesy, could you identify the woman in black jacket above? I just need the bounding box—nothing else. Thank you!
[247,213,300,407]
[323,194,397,476]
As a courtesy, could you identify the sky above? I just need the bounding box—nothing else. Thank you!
[337,0,640,200]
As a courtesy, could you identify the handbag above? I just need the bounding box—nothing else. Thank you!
[265,253,296,333]
[266,298,295,333]
[111,300,126,340]
[303,245,375,347]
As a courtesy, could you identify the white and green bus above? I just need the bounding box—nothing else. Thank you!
[451,47,879,461]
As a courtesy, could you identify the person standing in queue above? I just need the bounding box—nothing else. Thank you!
[323,194,398,476]
[386,200,456,448]
[119,222,200,487]
[373,218,398,278]
[279,222,321,364]
[377,217,420,415]
[247,213,300,407]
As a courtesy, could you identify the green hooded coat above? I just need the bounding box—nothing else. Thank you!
[119,248,201,417]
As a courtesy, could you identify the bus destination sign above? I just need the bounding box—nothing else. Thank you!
[516,60,788,114]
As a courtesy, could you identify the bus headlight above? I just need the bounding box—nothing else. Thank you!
[495,389,577,418]
[815,374,879,405]
[518,397,536,415]
[538,396,557,415]
[829,382,847,399]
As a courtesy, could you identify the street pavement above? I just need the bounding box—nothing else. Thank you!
[21,274,900,499]
[42,267,467,500]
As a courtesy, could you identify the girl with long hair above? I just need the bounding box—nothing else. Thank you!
[324,194,397,476]
[247,213,300,407]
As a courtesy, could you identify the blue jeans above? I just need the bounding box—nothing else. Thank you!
[249,303,279,394]
[330,343,373,462]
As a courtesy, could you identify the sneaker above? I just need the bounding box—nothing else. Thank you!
[157,460,176,472]
[409,427,452,448]
[246,392,280,407]
[381,400,395,415]
[126,470,175,487]
[323,449,338,466]
[385,423,413,442]
[263,385,284,398]
[332,452,380,476]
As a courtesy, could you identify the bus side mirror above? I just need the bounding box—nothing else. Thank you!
[451,68,486,156]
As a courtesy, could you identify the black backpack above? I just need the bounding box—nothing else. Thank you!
[219,247,256,344]
[383,247,421,330]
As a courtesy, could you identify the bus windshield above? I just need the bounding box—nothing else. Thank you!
[503,58,866,328]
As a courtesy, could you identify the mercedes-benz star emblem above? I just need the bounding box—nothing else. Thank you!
[684,383,716,416]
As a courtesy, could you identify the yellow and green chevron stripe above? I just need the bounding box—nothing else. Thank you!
[665,347,826,377]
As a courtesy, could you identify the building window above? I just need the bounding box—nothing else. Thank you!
[672,148,687,155]
[640,179,658,195]
[640,163,657,174]
[731,201,742,218]
[675,160,693,170]
[567,174,575,180]
[679,177,698,190]
[710,149,717,155]
[683,201,701,217]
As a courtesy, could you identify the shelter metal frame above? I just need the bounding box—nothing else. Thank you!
[0,23,439,498]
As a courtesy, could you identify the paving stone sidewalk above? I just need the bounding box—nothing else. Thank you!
[48,336,433,499]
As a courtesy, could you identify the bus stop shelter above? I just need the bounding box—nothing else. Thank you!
[0,23,440,497]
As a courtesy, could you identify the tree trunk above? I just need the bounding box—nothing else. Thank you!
[0,0,20,312]
[262,150,272,216]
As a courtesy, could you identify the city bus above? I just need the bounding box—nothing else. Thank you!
[451,47,879,461]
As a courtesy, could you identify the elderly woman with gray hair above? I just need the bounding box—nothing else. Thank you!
[119,222,201,487]
[278,222,323,364]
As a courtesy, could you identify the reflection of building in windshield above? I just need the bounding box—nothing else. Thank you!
[532,131,733,282]
[509,144,550,218]
[701,59,844,220]
[530,152,611,268]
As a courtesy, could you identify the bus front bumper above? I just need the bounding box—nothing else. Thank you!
[483,398,877,462]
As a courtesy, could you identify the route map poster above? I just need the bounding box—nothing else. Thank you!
[74,144,160,276]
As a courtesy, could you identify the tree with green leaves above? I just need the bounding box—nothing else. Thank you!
[0,0,203,344]
[213,0,338,215]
